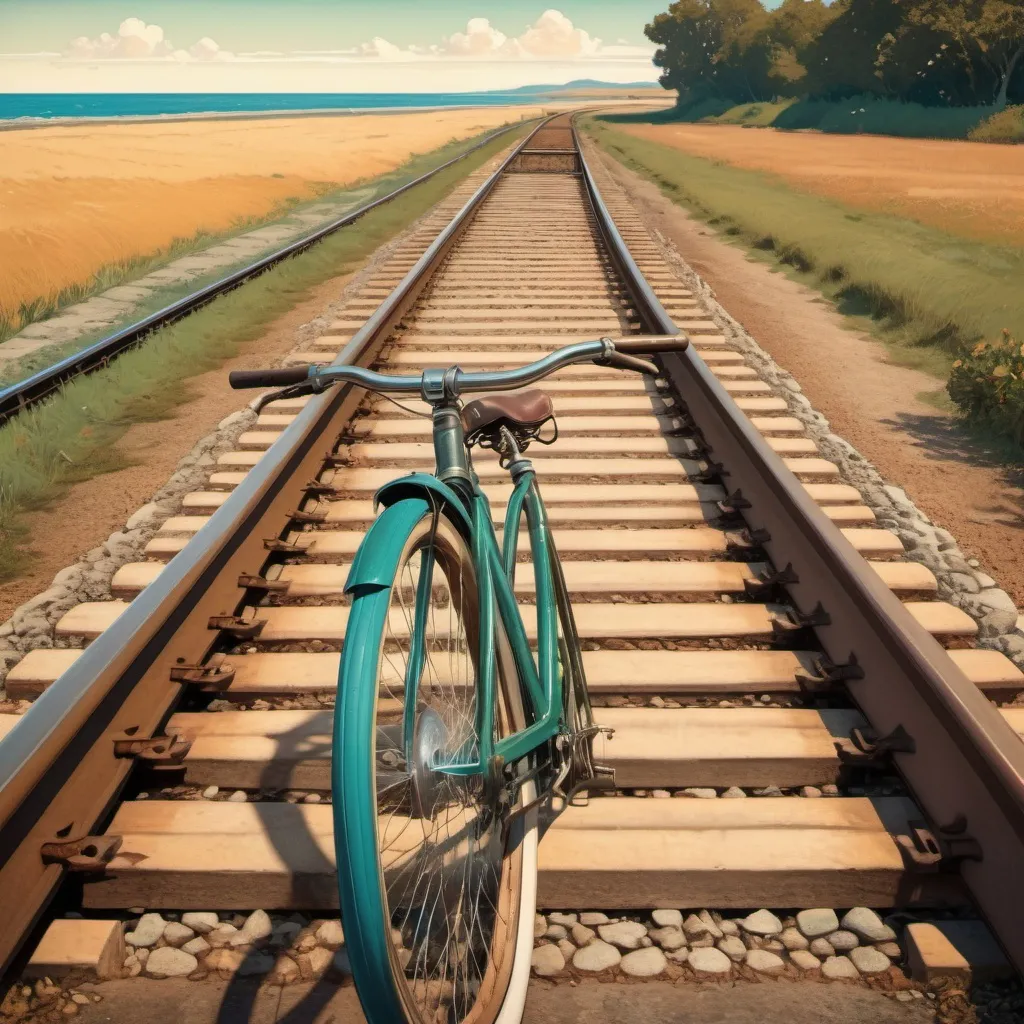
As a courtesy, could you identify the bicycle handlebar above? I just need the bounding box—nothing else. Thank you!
[228,335,689,401]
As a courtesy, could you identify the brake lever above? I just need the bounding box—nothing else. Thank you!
[252,381,317,414]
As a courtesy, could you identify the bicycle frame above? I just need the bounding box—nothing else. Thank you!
[375,403,568,780]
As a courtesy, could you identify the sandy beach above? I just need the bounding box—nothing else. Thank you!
[614,122,1024,247]
[0,106,541,319]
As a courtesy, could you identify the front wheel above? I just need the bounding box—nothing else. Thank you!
[333,503,537,1024]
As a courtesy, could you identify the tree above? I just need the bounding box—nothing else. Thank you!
[902,0,1024,107]
[798,0,907,99]
[645,0,778,105]
[767,0,844,92]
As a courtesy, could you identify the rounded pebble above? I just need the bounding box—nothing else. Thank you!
[651,909,683,929]
[571,924,596,946]
[790,950,822,972]
[741,909,783,937]
[809,938,835,958]
[687,947,733,974]
[598,921,647,950]
[580,912,610,927]
[745,949,785,975]
[780,927,808,951]
[125,914,165,949]
[841,907,897,943]
[534,915,546,939]
[850,946,891,974]
[620,947,667,977]
[826,930,859,952]
[181,912,219,934]
[721,787,746,798]
[531,944,565,977]
[573,940,621,972]
[795,908,839,939]
[228,791,247,803]
[717,936,746,962]
[145,947,198,979]
[821,955,860,980]
[161,922,195,947]
[547,912,578,928]
[201,786,219,800]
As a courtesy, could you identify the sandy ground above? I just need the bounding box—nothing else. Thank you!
[599,150,1024,606]
[0,107,540,317]
[613,122,1024,247]
[0,269,351,623]
[68,976,934,1024]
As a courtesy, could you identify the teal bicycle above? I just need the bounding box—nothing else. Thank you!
[229,334,688,1024]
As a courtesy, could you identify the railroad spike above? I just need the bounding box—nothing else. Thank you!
[717,489,752,516]
[895,818,983,872]
[207,614,266,640]
[287,508,328,525]
[237,573,290,594]
[264,538,303,554]
[169,655,236,690]
[794,653,865,692]
[113,732,192,764]
[743,562,799,601]
[834,724,916,766]
[41,835,122,873]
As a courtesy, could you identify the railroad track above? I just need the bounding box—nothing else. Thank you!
[2,112,1024,1012]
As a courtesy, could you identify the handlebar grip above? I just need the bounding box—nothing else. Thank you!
[613,335,689,354]
[601,351,659,375]
[229,366,313,390]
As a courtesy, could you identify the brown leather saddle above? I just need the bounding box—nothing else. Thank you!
[461,389,556,455]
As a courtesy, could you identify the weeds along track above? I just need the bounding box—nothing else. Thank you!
[2,113,1024,1001]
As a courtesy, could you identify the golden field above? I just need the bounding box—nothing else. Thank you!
[614,123,1024,247]
[0,106,542,318]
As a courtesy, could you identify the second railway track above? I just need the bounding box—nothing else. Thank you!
[2,112,1024,1014]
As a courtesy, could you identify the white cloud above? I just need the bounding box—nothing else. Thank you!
[517,9,600,58]
[444,17,510,57]
[358,37,418,61]
[65,18,233,62]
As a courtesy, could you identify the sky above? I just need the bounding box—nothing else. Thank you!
[0,1,683,93]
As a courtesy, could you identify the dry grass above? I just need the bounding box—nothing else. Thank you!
[608,120,1024,247]
[0,106,542,329]
[0,126,528,582]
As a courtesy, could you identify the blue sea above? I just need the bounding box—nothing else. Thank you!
[0,92,539,121]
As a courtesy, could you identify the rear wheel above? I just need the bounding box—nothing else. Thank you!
[334,504,537,1024]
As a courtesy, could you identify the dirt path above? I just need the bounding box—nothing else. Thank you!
[0,271,352,623]
[598,150,1024,606]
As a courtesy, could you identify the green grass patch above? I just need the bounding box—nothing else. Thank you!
[603,95,1009,142]
[585,117,1024,449]
[0,124,530,583]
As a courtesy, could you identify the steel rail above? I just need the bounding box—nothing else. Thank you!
[0,115,558,975]
[0,117,539,426]
[573,122,1024,971]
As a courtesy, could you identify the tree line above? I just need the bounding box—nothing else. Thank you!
[645,0,1024,110]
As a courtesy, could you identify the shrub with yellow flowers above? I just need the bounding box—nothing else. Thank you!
[947,330,1024,448]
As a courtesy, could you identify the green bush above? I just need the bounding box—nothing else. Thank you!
[948,331,1024,446]
[968,106,1024,144]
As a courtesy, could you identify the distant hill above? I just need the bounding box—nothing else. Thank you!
[500,80,662,95]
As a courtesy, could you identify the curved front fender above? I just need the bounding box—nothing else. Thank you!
[344,498,430,594]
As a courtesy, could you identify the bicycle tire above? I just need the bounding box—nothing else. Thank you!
[333,501,538,1024]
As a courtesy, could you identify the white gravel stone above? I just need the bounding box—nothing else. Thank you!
[841,908,897,943]
[682,788,717,799]
[315,921,344,949]
[682,913,714,939]
[201,786,219,800]
[545,924,568,941]
[534,914,546,938]
[698,910,724,939]
[651,909,683,929]
[620,947,667,977]
[809,938,835,958]
[181,937,210,957]
[850,946,891,974]
[531,944,565,977]
[572,940,621,972]
[571,924,596,946]
[780,927,809,951]
[826,930,859,952]
[821,955,860,980]
[721,787,747,798]
[745,949,785,975]
[145,947,198,979]
[207,924,240,948]
[162,923,195,947]
[796,909,839,939]
[598,921,648,950]
[687,947,732,974]
[648,927,686,951]
[717,936,746,962]
[801,787,822,798]
[557,939,576,961]
[741,910,783,937]
[228,790,247,803]
[790,950,822,972]
[580,912,610,927]
[125,914,166,948]
[877,942,901,959]
[241,910,273,941]
[719,920,740,937]
[547,912,578,927]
